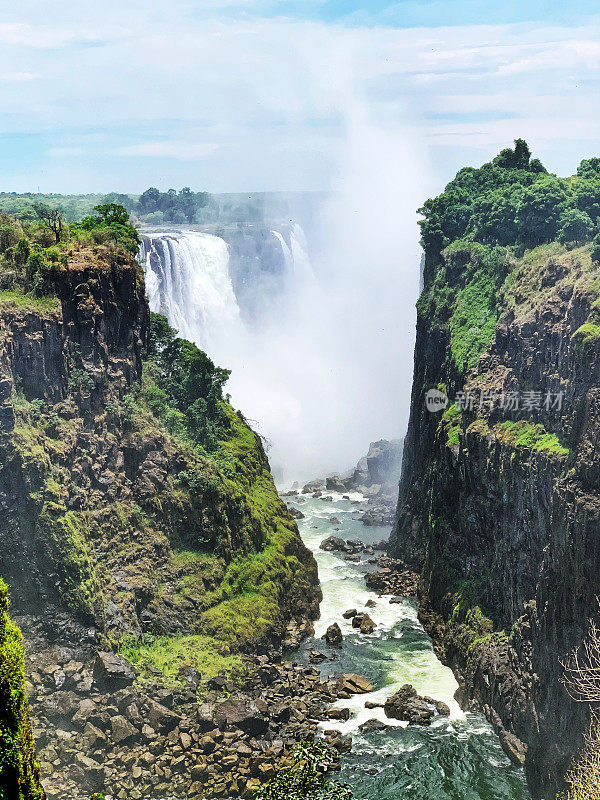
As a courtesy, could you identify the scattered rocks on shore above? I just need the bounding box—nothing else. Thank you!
[365,559,419,597]
[20,612,365,800]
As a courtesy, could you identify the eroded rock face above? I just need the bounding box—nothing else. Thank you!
[390,242,600,797]
[0,248,322,798]
[0,252,320,646]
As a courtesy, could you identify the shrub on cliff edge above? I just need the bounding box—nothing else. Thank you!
[0,579,44,800]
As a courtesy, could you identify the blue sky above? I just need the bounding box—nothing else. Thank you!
[0,1,599,196]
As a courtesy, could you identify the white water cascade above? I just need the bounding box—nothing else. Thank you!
[140,216,413,484]
[141,231,245,366]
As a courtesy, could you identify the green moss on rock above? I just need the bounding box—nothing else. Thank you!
[0,580,44,800]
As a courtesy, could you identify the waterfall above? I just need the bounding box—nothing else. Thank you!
[141,231,243,361]
[271,224,318,295]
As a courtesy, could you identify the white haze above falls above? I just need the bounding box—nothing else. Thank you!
[142,113,432,484]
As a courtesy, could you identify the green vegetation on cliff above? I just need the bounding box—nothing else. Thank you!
[0,580,44,800]
[0,207,318,691]
[0,202,139,308]
[126,314,318,666]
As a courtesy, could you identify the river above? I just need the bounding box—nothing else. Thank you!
[285,490,532,800]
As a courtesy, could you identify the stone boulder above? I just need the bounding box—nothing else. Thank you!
[336,673,373,695]
[145,699,182,733]
[384,684,450,725]
[287,505,305,519]
[351,613,376,634]
[302,479,325,494]
[213,698,269,736]
[320,536,347,552]
[92,652,135,692]
[324,623,343,646]
[325,476,346,492]
[110,714,138,744]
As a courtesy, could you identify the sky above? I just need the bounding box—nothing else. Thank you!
[0,1,599,196]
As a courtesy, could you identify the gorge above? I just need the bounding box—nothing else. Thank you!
[2,139,600,800]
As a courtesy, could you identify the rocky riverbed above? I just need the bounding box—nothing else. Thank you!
[21,608,365,800]
[21,487,532,800]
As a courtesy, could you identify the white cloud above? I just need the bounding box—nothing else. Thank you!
[114,141,221,160]
[0,71,37,82]
[0,6,599,191]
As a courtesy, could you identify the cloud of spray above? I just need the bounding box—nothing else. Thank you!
[222,71,434,484]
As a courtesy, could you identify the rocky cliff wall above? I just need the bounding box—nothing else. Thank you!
[391,238,600,798]
[0,245,320,653]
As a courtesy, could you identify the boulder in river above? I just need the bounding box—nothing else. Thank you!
[384,684,450,725]
[326,476,346,492]
[286,505,305,519]
[336,673,373,695]
[324,623,343,646]
[309,651,328,664]
[327,707,351,721]
[342,609,357,619]
[302,479,325,493]
[359,719,390,733]
[360,615,376,635]
[351,613,376,634]
[320,536,347,552]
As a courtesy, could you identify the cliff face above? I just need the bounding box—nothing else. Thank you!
[391,153,600,797]
[0,245,320,655]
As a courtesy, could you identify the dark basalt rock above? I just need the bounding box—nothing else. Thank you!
[323,623,343,646]
[359,718,389,733]
[92,652,135,693]
[389,232,600,797]
[384,684,449,726]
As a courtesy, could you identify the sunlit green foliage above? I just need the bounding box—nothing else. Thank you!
[120,633,245,685]
[0,580,44,800]
[143,312,231,453]
[558,209,595,245]
[419,140,600,268]
[255,740,352,800]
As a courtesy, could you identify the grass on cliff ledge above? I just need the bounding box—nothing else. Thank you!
[116,388,314,682]
[119,633,246,687]
[0,289,60,314]
[497,420,570,456]
[199,404,314,647]
[467,417,570,458]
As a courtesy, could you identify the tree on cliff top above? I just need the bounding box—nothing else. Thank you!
[77,203,140,254]
[32,202,63,243]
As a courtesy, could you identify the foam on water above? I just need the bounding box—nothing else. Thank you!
[287,491,532,799]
